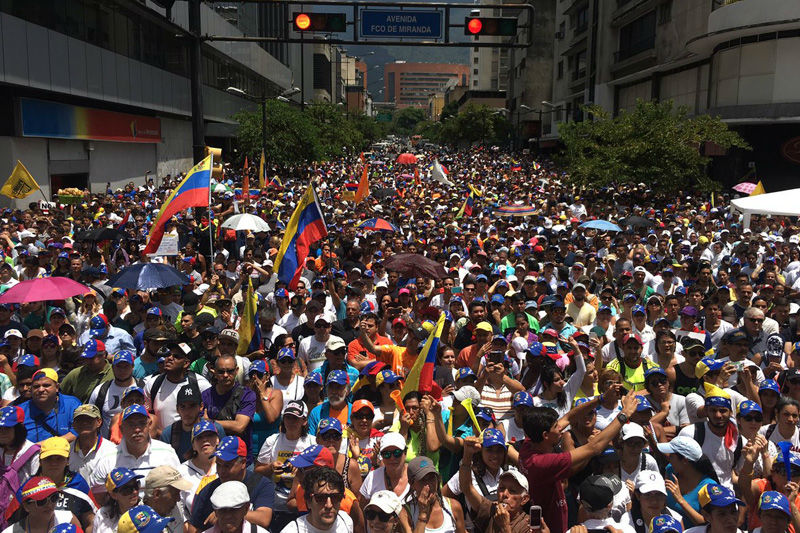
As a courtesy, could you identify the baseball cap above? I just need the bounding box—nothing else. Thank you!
[326,369,349,386]
[512,391,534,407]
[738,400,763,417]
[475,321,493,333]
[88,314,109,338]
[51,525,84,533]
[20,476,58,502]
[759,491,791,517]
[698,483,743,508]
[81,338,106,359]
[407,456,438,482]
[73,404,101,420]
[248,360,266,376]
[105,467,144,492]
[12,354,38,371]
[147,308,163,317]
[366,491,403,516]
[650,515,683,533]
[3,329,22,339]
[0,405,24,427]
[219,329,240,343]
[352,399,375,415]
[635,470,667,496]
[632,305,646,315]
[680,306,698,317]
[455,367,476,381]
[579,475,614,512]
[695,357,724,378]
[145,466,193,492]
[284,400,308,419]
[656,436,703,461]
[379,432,407,452]
[122,404,149,420]
[118,505,174,533]
[40,436,70,459]
[191,420,218,440]
[760,379,781,394]
[122,386,145,402]
[622,333,644,345]
[214,436,248,461]
[482,428,506,448]
[304,373,324,387]
[211,481,250,510]
[621,423,646,441]
[177,385,201,405]
[498,469,529,492]
[289,444,335,468]
[452,385,481,403]
[326,337,347,352]
[112,350,134,366]
[277,347,296,361]
[318,417,343,436]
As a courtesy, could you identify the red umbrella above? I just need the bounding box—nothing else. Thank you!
[0,277,92,303]
[396,153,418,165]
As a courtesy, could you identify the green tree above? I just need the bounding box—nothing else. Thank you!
[233,100,319,165]
[439,101,459,122]
[559,99,749,192]
[392,107,427,136]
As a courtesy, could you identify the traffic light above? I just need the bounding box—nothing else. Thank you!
[293,12,347,32]
[464,17,517,36]
[205,146,224,179]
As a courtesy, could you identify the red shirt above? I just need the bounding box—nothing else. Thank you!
[518,439,572,533]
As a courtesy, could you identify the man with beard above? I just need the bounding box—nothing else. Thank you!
[145,342,211,430]
[308,370,352,435]
[279,467,352,533]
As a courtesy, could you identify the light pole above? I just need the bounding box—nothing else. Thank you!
[226,86,300,164]
[517,104,534,151]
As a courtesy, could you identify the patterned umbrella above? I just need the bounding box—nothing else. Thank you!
[496,205,537,217]
[733,182,757,194]
[357,218,401,232]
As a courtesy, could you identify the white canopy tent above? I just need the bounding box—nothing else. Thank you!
[730,188,800,228]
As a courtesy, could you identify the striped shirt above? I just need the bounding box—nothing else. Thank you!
[480,383,514,420]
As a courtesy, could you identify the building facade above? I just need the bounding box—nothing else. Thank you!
[0,0,291,204]
[384,62,469,108]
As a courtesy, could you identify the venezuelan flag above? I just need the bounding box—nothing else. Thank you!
[511,160,522,172]
[237,277,261,356]
[456,190,474,219]
[273,184,328,289]
[144,155,212,254]
[401,312,445,396]
[532,162,541,171]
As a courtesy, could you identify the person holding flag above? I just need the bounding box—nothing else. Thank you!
[236,277,262,359]
[273,184,327,289]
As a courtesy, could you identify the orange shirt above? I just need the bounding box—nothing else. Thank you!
[456,344,481,371]
[376,345,415,377]
[329,404,349,427]
[296,486,358,512]
[348,335,391,360]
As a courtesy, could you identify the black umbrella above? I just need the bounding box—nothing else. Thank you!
[74,228,124,241]
[622,216,654,228]
[384,253,448,279]
[373,188,398,199]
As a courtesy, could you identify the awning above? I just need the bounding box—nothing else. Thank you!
[730,188,800,227]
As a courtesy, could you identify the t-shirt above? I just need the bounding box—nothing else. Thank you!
[360,465,411,501]
[144,373,212,429]
[88,379,140,437]
[257,433,316,511]
[446,468,502,513]
[278,511,353,533]
[500,417,526,444]
[189,472,274,530]
[606,357,659,391]
[299,335,342,372]
[201,384,257,456]
[518,442,572,533]
[60,364,114,403]
[678,423,742,489]
[376,344,415,377]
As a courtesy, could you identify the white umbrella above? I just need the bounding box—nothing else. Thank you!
[221,213,271,232]
[213,183,229,193]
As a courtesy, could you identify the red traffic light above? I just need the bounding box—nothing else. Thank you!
[295,13,311,30]
[467,18,483,34]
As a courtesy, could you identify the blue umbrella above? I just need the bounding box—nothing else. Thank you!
[579,220,622,232]
[107,263,190,290]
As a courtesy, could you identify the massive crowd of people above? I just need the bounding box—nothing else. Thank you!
[0,145,798,533]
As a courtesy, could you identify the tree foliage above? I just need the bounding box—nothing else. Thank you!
[416,104,512,147]
[233,100,386,165]
[558,99,749,192]
[392,107,427,136]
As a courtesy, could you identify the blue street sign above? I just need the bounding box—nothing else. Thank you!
[361,10,443,39]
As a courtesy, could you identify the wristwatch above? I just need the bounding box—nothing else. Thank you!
[616,412,629,424]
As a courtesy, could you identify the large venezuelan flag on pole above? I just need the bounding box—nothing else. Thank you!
[237,277,261,355]
[144,155,212,254]
[273,184,328,289]
[401,312,445,396]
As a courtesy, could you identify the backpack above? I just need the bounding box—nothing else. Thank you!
[94,378,144,413]
[0,444,41,530]
[694,421,743,465]
[148,372,198,412]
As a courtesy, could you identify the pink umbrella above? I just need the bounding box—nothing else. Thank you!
[0,277,92,303]
[733,182,757,194]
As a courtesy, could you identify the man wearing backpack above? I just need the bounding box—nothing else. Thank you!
[160,385,225,460]
[678,383,746,490]
[60,339,113,403]
[145,341,211,431]
[201,354,256,460]
[88,350,142,438]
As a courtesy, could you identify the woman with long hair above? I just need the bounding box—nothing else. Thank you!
[660,437,720,525]
[644,368,688,440]
[177,421,219,512]
[402,456,466,533]
[255,400,315,533]
[91,468,142,533]
[652,330,679,386]
[73,291,101,339]
[364,490,410,533]
[595,369,624,430]
[735,401,773,479]
[316,417,363,495]
[359,432,410,506]
[271,346,304,410]
[247,360,284,454]
[759,380,781,425]
[0,406,40,486]
[621,471,683,533]
[347,400,384,477]
[2,477,79,533]
[532,342,587,418]
[759,396,800,448]
[301,373,324,415]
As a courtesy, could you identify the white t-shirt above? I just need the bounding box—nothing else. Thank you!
[446,468,503,513]
[144,373,212,428]
[619,452,659,484]
[279,511,353,533]
[759,423,800,450]
[178,459,217,512]
[500,417,526,444]
[685,387,746,424]
[89,439,182,493]
[596,402,623,430]
[298,335,343,372]
[257,433,317,510]
[271,375,305,411]
[2,510,75,533]
[88,379,139,437]
[69,436,118,482]
[678,422,743,489]
[581,517,635,533]
[360,466,411,502]
[278,312,302,333]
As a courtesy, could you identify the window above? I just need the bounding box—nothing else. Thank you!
[559,21,566,38]
[617,10,656,61]
[658,1,672,25]
[575,6,588,33]
[473,80,479,87]
[473,68,479,75]
[572,50,586,80]
[474,57,479,64]
[557,60,564,79]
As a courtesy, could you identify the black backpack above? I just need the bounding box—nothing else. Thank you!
[148,372,199,409]
[94,378,144,413]
[694,421,743,465]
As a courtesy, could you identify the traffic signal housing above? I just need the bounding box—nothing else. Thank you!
[293,12,347,32]
[464,17,517,36]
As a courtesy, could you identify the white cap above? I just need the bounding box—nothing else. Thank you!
[376,281,388,289]
[656,436,702,462]
[621,422,646,441]
[211,481,250,509]
[315,312,337,325]
[633,266,647,273]
[511,337,528,359]
[499,468,529,492]
[367,490,403,515]
[453,385,481,404]
[379,432,407,452]
[4,329,22,339]
[635,470,666,496]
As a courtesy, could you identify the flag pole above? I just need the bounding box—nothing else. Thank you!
[208,153,214,261]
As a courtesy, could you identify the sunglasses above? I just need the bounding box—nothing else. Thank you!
[381,449,405,459]
[29,494,59,506]
[216,368,237,375]
[278,357,294,364]
[352,412,374,420]
[648,378,668,386]
[365,509,394,522]
[310,492,344,506]
[115,483,139,496]
[741,415,763,423]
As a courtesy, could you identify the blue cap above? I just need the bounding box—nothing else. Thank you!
[632,305,646,315]
[248,360,266,375]
[476,274,488,282]
[760,379,781,394]
[213,436,248,461]
[528,341,544,357]
[15,354,38,368]
[623,293,638,301]
[289,444,332,468]
[598,305,612,313]
[0,406,24,427]
[491,334,508,344]
[482,428,506,448]
[760,491,791,517]
[699,483,743,508]
[650,515,683,533]
[512,391,534,407]
[476,407,494,422]
[49,307,66,317]
[277,347,296,361]
[377,369,402,384]
[551,299,566,309]
[191,420,219,440]
[122,386,145,401]
[644,367,667,380]
[326,369,349,386]
[455,367,476,381]
[51,525,82,533]
[275,288,289,299]
[738,400,763,416]
[304,373,323,387]
[491,294,505,304]
[318,417,343,435]
[122,404,148,420]
[635,396,654,412]
[118,505,174,533]
[106,467,144,492]
[88,315,108,338]
[57,252,69,260]
[147,307,163,317]
[112,350,134,366]
[81,338,106,359]
[363,269,374,278]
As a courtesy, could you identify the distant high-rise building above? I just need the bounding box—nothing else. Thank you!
[384,62,470,108]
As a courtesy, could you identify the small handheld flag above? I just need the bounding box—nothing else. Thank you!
[1,160,40,199]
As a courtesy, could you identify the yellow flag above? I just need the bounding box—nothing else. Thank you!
[751,181,765,196]
[1,161,40,199]
[258,149,266,189]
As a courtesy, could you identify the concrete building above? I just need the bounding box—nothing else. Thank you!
[384,62,470,108]
[468,5,512,92]
[0,0,292,203]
